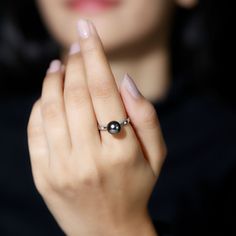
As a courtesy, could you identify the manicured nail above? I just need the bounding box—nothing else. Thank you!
[69,42,80,55]
[122,73,142,99]
[47,60,61,73]
[77,19,91,39]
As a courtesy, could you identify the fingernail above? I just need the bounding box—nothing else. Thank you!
[77,19,91,39]
[47,60,61,73]
[69,42,80,55]
[122,73,142,99]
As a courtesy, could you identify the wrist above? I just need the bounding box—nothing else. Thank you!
[66,211,158,236]
[108,212,158,236]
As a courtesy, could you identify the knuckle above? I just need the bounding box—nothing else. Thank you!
[33,175,52,196]
[109,156,129,168]
[45,166,103,194]
[79,169,102,187]
[49,172,77,194]
[55,178,75,193]
[108,146,138,168]
[64,84,89,107]
[27,124,42,138]
[42,101,61,121]
[89,79,114,99]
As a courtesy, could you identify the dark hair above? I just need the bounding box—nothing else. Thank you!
[0,0,59,96]
[0,0,234,104]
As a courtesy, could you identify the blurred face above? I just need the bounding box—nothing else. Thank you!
[36,0,174,53]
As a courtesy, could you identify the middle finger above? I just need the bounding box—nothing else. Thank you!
[77,19,131,143]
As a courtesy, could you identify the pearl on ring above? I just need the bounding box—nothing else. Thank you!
[107,121,121,134]
[98,117,130,135]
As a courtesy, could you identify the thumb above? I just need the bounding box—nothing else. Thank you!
[119,74,167,176]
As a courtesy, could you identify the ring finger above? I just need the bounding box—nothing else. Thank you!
[64,44,101,150]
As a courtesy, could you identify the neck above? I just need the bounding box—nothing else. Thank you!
[107,35,171,103]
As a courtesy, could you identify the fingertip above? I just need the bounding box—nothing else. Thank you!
[47,60,62,74]
[120,74,159,130]
[69,42,81,55]
[120,74,146,119]
[120,73,143,100]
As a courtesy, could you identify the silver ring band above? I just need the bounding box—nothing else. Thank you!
[98,117,130,134]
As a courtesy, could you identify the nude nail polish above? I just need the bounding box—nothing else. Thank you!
[69,42,80,55]
[47,60,61,73]
[77,19,91,39]
[122,73,142,99]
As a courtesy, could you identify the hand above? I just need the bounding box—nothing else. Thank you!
[27,19,166,236]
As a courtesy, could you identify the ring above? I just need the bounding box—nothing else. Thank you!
[98,117,130,134]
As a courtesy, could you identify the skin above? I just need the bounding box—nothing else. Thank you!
[37,0,197,101]
[28,0,197,235]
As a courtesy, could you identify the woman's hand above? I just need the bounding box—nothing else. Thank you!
[27,19,166,236]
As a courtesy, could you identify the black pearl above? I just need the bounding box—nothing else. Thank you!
[107,121,121,134]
